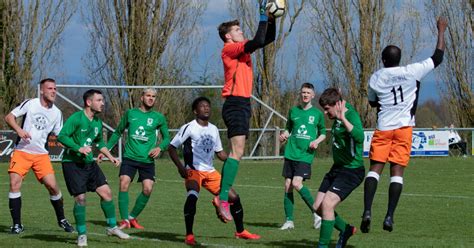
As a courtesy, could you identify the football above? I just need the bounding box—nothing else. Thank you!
[266,0,286,18]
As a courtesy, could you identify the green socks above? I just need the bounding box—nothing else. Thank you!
[283,192,294,221]
[219,158,239,201]
[100,200,117,228]
[118,191,129,220]
[297,186,315,212]
[334,212,347,232]
[319,219,336,247]
[74,202,86,235]
[130,192,150,218]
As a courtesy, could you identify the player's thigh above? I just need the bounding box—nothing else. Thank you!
[119,158,139,182]
[8,150,34,179]
[202,170,222,196]
[369,129,394,163]
[62,162,89,196]
[222,97,251,139]
[185,169,203,192]
[388,127,412,166]
[329,166,365,202]
[318,168,337,194]
[282,159,295,179]
[31,153,55,182]
[87,162,109,193]
[293,161,311,180]
[136,162,156,183]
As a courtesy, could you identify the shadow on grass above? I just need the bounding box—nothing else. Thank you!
[244,221,281,228]
[20,233,76,244]
[0,224,11,233]
[263,238,314,247]
[88,220,108,227]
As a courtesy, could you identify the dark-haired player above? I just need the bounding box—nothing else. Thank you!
[361,17,447,233]
[216,0,276,222]
[169,97,260,245]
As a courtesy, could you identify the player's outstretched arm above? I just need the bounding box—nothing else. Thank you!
[106,111,129,150]
[168,145,187,178]
[216,150,228,162]
[432,17,447,68]
[244,1,274,54]
[99,147,120,167]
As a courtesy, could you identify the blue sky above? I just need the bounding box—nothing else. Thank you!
[59,0,442,103]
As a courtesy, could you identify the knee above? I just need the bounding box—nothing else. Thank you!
[292,181,303,190]
[119,180,130,192]
[321,198,336,212]
[75,195,86,205]
[142,186,153,196]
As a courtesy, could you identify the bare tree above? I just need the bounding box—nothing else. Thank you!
[307,0,422,127]
[426,0,473,127]
[0,0,76,125]
[85,0,207,125]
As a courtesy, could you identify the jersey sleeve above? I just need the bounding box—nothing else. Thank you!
[158,115,170,150]
[367,79,377,102]
[285,109,293,133]
[316,111,326,138]
[222,42,246,59]
[170,124,190,148]
[346,110,364,144]
[407,58,435,81]
[58,113,81,152]
[10,99,32,117]
[214,127,224,152]
[52,112,63,136]
[106,111,129,150]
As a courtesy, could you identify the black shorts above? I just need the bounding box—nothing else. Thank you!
[62,162,108,196]
[222,96,251,138]
[318,165,365,201]
[120,158,155,182]
[282,159,311,180]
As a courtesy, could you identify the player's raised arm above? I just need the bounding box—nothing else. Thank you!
[244,1,275,53]
[432,17,447,68]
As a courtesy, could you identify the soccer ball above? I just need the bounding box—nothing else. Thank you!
[266,0,286,18]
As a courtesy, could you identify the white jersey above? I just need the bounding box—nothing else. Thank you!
[11,98,63,154]
[368,58,434,130]
[170,119,223,172]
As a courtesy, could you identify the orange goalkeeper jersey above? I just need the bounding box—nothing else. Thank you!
[221,41,253,98]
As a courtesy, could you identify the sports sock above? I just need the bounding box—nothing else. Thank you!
[387,176,403,218]
[100,200,117,228]
[184,192,198,235]
[334,212,347,232]
[319,219,336,247]
[118,191,129,220]
[230,197,244,233]
[9,192,22,225]
[130,192,150,219]
[283,192,294,221]
[363,171,380,212]
[50,192,65,222]
[297,186,315,212]
[74,202,87,235]
[219,158,239,201]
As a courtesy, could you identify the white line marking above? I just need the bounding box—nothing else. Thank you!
[156,179,474,200]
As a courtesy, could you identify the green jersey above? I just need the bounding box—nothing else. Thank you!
[284,105,326,164]
[58,110,106,164]
[331,103,364,168]
[107,108,170,163]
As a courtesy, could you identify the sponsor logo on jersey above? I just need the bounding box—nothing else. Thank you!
[33,113,48,130]
[132,126,149,141]
[296,125,311,140]
[198,134,215,153]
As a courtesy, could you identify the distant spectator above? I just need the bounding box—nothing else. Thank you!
[448,124,468,157]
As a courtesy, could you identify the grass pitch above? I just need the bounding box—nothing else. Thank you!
[0,157,472,247]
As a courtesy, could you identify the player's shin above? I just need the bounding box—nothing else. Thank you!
[100,200,117,228]
[230,196,244,233]
[363,171,380,212]
[130,192,149,218]
[184,191,198,235]
[50,192,65,221]
[74,202,87,235]
[118,191,129,220]
[219,158,239,201]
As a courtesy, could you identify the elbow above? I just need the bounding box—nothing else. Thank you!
[369,101,379,108]
[431,49,444,68]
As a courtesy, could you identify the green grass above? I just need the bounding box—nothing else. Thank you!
[0,157,472,247]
